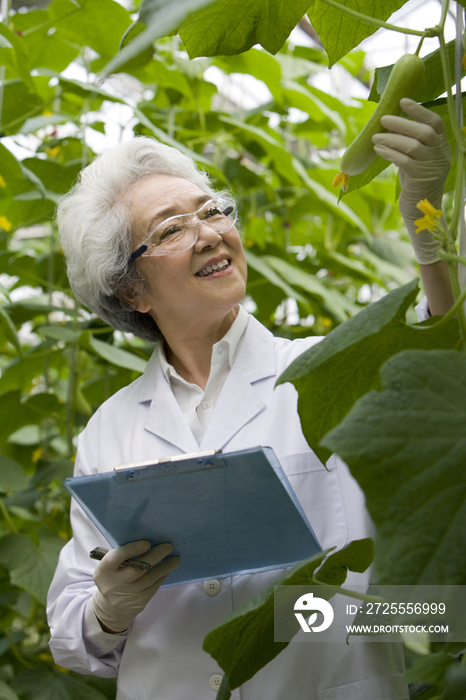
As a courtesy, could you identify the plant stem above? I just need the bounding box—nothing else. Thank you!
[438,32,464,147]
[439,252,466,267]
[0,496,17,533]
[316,0,436,37]
[312,580,384,604]
[447,254,466,348]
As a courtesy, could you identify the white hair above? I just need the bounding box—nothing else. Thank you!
[57,137,216,342]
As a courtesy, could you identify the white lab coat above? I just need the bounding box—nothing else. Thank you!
[47,313,409,700]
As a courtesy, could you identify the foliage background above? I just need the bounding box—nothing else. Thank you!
[0,0,450,697]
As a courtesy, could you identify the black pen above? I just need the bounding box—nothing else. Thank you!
[89,547,152,571]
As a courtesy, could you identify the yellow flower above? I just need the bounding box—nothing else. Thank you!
[414,199,443,234]
[0,216,12,231]
[45,146,60,157]
[0,175,6,188]
[332,171,349,189]
[32,446,43,463]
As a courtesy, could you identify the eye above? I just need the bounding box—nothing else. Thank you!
[203,207,222,219]
[158,225,182,242]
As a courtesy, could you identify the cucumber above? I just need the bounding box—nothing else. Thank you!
[338,53,425,178]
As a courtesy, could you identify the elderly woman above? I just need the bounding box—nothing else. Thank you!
[47,99,452,700]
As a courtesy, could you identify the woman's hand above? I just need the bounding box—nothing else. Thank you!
[92,540,181,633]
[372,97,452,265]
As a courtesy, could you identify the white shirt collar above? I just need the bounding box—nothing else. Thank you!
[157,304,249,384]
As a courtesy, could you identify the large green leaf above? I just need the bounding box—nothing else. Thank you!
[12,667,108,700]
[203,539,372,698]
[322,349,466,585]
[277,280,460,463]
[0,531,64,604]
[101,0,217,77]
[12,8,79,74]
[49,0,132,60]
[306,0,408,67]
[178,0,313,58]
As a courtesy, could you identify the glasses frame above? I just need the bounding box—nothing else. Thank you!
[128,197,238,264]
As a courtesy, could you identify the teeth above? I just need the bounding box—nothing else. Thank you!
[197,258,229,277]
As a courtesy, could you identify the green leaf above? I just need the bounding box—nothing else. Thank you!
[0,24,34,90]
[277,280,460,463]
[306,0,407,67]
[12,667,108,700]
[0,306,22,356]
[36,69,126,105]
[322,349,466,585]
[0,142,23,184]
[203,539,370,691]
[0,455,29,493]
[0,531,64,604]
[405,653,456,686]
[314,538,373,585]
[19,113,76,135]
[89,335,147,373]
[49,0,132,60]
[101,0,217,77]
[244,250,308,305]
[443,666,466,700]
[0,392,40,446]
[0,80,43,135]
[38,324,82,342]
[0,679,20,700]
[179,0,317,58]
[263,255,358,321]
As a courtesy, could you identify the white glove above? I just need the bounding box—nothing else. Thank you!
[372,97,452,265]
[92,540,180,633]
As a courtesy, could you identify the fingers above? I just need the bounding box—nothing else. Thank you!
[372,132,435,161]
[399,98,447,135]
[377,115,440,146]
[130,556,181,595]
[95,541,176,584]
[371,143,414,171]
[98,540,152,572]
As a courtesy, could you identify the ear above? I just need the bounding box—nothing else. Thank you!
[119,279,152,314]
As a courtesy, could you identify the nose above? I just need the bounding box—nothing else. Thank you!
[193,220,223,252]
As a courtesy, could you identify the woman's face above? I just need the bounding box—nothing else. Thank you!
[127,174,247,335]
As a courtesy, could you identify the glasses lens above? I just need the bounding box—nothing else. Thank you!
[149,215,196,254]
[199,198,237,233]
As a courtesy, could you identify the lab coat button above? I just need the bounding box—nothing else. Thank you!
[209,674,223,691]
[202,400,211,410]
[204,579,221,596]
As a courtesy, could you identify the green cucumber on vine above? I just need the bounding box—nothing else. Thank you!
[333,53,425,189]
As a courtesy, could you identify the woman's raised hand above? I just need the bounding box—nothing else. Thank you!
[92,540,181,633]
[372,97,452,265]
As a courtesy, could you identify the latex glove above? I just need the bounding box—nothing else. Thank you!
[372,97,452,265]
[92,540,180,633]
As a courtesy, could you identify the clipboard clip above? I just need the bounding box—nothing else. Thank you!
[113,449,222,471]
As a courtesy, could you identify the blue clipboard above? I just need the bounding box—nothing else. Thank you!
[64,446,321,586]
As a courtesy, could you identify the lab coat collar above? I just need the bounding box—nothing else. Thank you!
[136,314,276,452]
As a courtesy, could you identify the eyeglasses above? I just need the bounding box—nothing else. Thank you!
[129,197,238,263]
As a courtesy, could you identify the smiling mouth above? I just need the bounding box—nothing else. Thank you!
[196,258,230,277]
